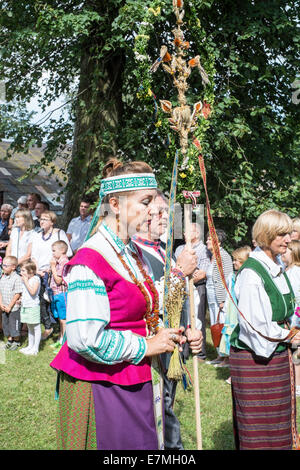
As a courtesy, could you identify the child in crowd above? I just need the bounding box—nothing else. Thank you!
[19,260,41,356]
[219,246,252,380]
[281,240,300,395]
[0,256,23,350]
[49,240,69,350]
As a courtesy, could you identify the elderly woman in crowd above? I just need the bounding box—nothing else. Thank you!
[230,209,300,450]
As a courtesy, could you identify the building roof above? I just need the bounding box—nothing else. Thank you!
[0,141,68,213]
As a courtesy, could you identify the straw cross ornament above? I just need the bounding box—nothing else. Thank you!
[150,0,207,449]
[151,0,211,169]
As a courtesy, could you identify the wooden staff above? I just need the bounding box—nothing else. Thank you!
[149,0,210,449]
[184,202,203,450]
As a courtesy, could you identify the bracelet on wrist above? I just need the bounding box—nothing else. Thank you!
[172,267,186,281]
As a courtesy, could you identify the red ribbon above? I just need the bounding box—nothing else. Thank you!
[193,137,300,344]
[182,190,201,208]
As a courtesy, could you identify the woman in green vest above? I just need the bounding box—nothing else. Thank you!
[229,209,300,450]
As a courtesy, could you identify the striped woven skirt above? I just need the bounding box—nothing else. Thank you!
[229,347,298,450]
[56,372,159,450]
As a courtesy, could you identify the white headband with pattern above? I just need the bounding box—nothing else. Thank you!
[85,172,158,240]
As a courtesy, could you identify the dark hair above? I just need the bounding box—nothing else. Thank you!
[80,196,93,205]
[28,193,42,202]
[215,229,227,245]
[36,201,50,210]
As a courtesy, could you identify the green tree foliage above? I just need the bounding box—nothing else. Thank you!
[0,0,299,242]
[197,0,300,243]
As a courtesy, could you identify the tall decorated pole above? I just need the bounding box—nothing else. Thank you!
[150,0,211,450]
[137,0,300,451]
[183,191,202,450]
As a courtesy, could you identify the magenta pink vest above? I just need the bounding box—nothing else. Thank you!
[50,247,152,386]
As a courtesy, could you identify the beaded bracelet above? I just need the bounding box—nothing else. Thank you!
[172,267,186,282]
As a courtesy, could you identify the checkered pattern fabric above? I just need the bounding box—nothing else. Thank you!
[0,271,23,312]
[56,372,97,450]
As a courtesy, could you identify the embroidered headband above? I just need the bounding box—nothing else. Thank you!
[99,173,157,197]
[85,172,158,241]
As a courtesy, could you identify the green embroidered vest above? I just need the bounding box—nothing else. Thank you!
[230,257,295,353]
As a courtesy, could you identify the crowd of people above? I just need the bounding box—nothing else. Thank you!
[0,193,92,353]
[1,178,300,451]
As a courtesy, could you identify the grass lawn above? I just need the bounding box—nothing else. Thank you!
[174,339,235,450]
[0,326,299,450]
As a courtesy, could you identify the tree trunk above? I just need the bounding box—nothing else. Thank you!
[62,39,124,229]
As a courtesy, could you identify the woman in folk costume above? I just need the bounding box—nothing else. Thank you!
[229,209,300,450]
[50,159,199,450]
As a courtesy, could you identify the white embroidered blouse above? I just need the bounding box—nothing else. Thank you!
[234,247,292,358]
[65,223,155,366]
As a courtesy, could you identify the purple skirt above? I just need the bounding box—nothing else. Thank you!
[57,372,159,450]
[92,380,159,450]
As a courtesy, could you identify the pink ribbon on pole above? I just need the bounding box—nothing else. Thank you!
[182,190,201,208]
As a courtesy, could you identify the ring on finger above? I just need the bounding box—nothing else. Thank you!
[170,333,177,341]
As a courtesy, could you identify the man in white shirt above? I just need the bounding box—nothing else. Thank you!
[66,198,92,253]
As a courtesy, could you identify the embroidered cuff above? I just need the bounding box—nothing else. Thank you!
[131,336,147,365]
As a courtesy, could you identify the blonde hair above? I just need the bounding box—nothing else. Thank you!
[41,210,57,225]
[252,209,292,248]
[287,240,300,267]
[292,218,300,234]
[3,256,18,267]
[232,245,252,264]
[52,240,68,254]
[19,259,37,275]
[15,209,34,231]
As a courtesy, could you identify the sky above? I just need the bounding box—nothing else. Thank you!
[24,70,73,128]
[27,93,70,127]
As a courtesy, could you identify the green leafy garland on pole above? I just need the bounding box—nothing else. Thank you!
[133,0,216,201]
[132,0,216,384]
